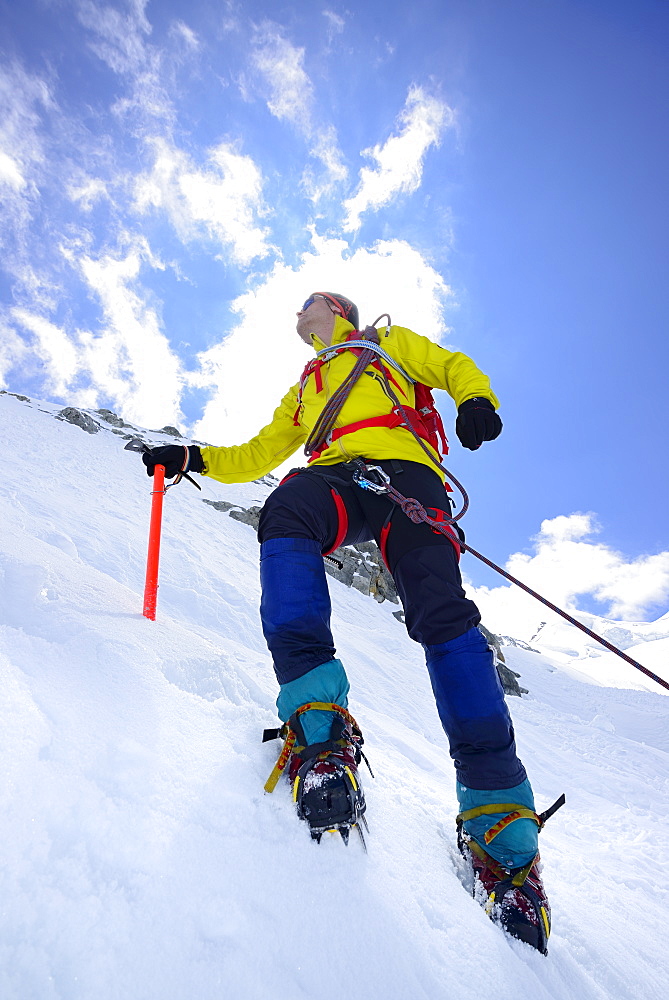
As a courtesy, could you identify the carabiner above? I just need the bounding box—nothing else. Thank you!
[351,461,391,494]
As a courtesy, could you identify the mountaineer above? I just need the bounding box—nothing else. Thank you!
[141,291,556,953]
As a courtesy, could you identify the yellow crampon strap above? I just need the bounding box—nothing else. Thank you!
[263,702,359,794]
[459,821,539,889]
[264,728,297,793]
[456,803,542,839]
[463,834,509,881]
[510,859,536,889]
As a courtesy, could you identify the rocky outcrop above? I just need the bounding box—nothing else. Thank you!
[202,499,263,529]
[56,407,100,434]
[0,390,31,402]
[324,541,399,604]
[478,624,527,697]
[96,408,127,428]
[498,633,540,654]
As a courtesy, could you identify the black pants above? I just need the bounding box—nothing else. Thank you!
[258,460,481,679]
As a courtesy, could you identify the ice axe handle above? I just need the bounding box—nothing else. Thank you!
[143,463,165,621]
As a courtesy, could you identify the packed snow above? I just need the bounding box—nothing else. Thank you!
[1,391,668,1000]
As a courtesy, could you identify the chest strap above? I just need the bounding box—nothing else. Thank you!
[307,405,435,462]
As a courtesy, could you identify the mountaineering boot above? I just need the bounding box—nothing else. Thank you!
[263,660,370,846]
[288,707,368,845]
[458,830,551,954]
[456,788,565,954]
[264,702,369,846]
[423,628,564,951]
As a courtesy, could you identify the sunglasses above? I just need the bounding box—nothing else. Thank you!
[301,294,339,314]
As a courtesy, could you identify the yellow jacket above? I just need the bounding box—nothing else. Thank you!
[201,316,499,484]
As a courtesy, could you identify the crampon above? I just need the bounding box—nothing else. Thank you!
[263,702,372,850]
[456,794,565,954]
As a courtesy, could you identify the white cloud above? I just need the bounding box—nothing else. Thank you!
[252,30,313,125]
[67,176,110,211]
[5,261,63,316]
[6,237,184,427]
[62,237,185,427]
[0,152,26,191]
[77,0,152,77]
[169,20,200,51]
[190,232,452,453]
[0,321,30,390]
[305,125,348,200]
[251,26,347,199]
[344,85,454,231]
[467,513,669,638]
[76,0,174,125]
[0,62,52,169]
[134,138,271,266]
[11,310,79,397]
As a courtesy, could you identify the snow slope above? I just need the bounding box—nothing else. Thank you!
[1,391,668,1000]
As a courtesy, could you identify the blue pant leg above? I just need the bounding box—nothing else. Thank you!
[260,537,337,685]
[424,626,527,790]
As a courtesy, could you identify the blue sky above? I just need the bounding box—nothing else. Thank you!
[1,0,668,622]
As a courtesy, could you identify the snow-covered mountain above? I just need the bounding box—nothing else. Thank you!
[1,390,667,1000]
[522,611,669,694]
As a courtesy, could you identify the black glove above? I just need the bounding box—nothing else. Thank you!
[455,398,502,451]
[142,444,204,479]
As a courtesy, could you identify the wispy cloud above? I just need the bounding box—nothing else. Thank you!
[134,138,271,266]
[75,0,174,125]
[0,61,53,251]
[0,151,26,191]
[322,10,345,39]
[169,20,200,51]
[250,25,347,200]
[77,0,151,74]
[4,236,186,427]
[343,85,454,231]
[469,513,669,637]
[252,29,312,124]
[67,176,110,212]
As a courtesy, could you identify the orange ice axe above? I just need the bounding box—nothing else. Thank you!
[125,438,199,621]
